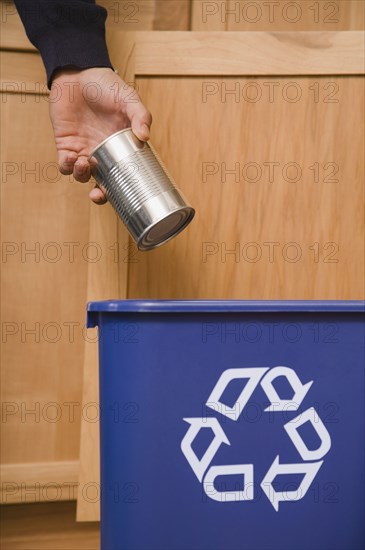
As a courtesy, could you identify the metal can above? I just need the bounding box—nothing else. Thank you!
[89,129,195,251]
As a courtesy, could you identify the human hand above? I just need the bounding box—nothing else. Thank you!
[49,67,152,204]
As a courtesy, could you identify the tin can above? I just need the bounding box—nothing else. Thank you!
[89,129,195,251]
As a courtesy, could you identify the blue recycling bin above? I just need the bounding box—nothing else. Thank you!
[87,300,365,550]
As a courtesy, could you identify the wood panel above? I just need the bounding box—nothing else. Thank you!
[128,74,364,300]
[225,0,365,31]
[98,0,155,31]
[0,51,47,92]
[191,0,365,31]
[0,462,78,504]
[192,0,228,30]
[76,205,126,522]
[129,30,365,75]
[101,0,191,31]
[0,56,129,512]
[0,44,125,512]
[100,0,191,31]
[0,0,35,50]
[0,502,99,549]
[153,0,191,30]
[0,93,92,468]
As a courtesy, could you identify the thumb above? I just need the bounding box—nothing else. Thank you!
[129,105,152,142]
[132,121,150,142]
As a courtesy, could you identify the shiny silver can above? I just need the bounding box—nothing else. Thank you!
[89,129,195,251]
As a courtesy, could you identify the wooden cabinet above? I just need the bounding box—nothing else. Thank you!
[0,51,89,502]
[0,0,364,523]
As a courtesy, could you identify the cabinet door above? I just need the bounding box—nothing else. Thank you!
[128,74,364,300]
[0,53,90,502]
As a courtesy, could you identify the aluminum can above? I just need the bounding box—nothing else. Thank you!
[90,129,195,251]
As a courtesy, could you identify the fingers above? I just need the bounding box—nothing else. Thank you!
[59,151,107,204]
[58,152,91,183]
[89,186,108,205]
[59,151,77,175]
[73,155,91,183]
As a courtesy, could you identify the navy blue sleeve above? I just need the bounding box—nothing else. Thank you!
[14,0,113,88]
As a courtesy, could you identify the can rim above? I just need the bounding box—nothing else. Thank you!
[88,128,134,159]
[137,206,195,251]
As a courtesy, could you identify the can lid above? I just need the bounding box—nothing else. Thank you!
[137,207,195,251]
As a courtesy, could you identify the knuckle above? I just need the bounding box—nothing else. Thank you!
[59,166,72,175]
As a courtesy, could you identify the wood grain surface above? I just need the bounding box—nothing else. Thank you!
[76,203,126,522]
[0,51,47,92]
[1,502,99,549]
[0,462,79,505]
[128,75,364,300]
[131,31,365,75]
[0,94,92,470]
[192,0,365,32]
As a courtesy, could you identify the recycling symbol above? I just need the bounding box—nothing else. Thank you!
[181,366,332,511]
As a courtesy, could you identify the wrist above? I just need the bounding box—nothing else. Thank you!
[51,66,114,87]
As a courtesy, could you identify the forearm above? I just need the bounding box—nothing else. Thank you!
[14,0,113,88]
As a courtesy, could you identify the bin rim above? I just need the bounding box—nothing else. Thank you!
[87,299,365,314]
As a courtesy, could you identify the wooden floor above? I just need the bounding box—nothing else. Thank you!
[0,502,100,549]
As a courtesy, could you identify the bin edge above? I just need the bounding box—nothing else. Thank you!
[87,300,365,316]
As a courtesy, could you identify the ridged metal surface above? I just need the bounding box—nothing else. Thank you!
[105,147,175,224]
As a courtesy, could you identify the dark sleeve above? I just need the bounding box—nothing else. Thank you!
[14,0,113,88]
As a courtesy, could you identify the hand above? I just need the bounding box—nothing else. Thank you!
[49,67,152,204]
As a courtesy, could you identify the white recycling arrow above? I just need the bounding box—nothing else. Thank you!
[206,367,269,421]
[284,407,332,461]
[203,464,254,502]
[261,366,313,411]
[260,455,323,511]
[180,417,230,482]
